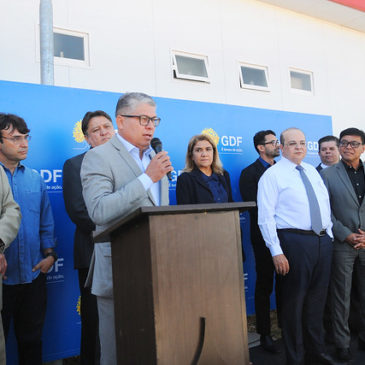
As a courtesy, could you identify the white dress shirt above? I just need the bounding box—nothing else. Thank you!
[117,134,160,205]
[257,157,333,257]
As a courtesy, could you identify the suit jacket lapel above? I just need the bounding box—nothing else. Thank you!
[361,164,365,209]
[190,168,211,192]
[254,159,267,178]
[336,162,359,206]
[110,136,143,176]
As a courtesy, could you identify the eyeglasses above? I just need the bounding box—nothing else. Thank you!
[286,141,306,148]
[2,135,31,144]
[264,140,279,146]
[121,115,161,127]
[339,140,362,149]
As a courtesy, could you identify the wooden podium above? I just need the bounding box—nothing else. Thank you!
[95,202,254,365]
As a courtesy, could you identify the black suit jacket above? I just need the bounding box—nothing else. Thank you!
[63,152,95,269]
[239,158,268,244]
[176,168,233,204]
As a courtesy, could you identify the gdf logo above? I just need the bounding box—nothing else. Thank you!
[201,128,243,154]
[47,258,64,273]
[221,136,243,147]
[40,169,62,183]
[306,141,318,151]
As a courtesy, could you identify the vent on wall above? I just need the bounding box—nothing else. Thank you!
[172,51,210,82]
[239,63,270,91]
[289,69,313,94]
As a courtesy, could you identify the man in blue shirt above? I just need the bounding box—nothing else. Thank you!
[0,113,57,365]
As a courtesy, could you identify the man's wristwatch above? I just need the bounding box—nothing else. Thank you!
[46,250,58,262]
[0,240,5,254]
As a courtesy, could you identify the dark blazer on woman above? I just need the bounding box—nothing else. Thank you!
[176,168,233,204]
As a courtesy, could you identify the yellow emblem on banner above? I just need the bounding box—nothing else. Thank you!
[73,121,85,143]
[77,295,81,315]
[201,128,219,146]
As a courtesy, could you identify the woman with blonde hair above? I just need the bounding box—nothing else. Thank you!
[176,134,233,204]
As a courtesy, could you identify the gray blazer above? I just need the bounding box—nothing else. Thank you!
[321,161,365,243]
[80,135,169,297]
[0,167,21,308]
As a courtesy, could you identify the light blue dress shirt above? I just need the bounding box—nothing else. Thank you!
[116,134,160,206]
[1,163,56,284]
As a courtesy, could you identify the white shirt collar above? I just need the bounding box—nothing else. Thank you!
[280,156,303,170]
[116,133,152,156]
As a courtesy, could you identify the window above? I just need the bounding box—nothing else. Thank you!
[172,51,209,82]
[53,28,89,66]
[54,33,84,60]
[239,63,269,91]
[290,69,313,93]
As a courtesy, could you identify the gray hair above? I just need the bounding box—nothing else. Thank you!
[115,92,156,116]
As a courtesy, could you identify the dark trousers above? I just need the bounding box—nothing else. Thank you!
[252,239,280,335]
[349,260,361,334]
[78,268,100,365]
[330,241,365,348]
[277,231,332,365]
[2,273,47,365]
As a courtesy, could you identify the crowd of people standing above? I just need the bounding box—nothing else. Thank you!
[0,91,363,365]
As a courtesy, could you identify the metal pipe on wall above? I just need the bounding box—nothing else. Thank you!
[39,0,54,85]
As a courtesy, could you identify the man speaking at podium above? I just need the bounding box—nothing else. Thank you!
[81,92,173,365]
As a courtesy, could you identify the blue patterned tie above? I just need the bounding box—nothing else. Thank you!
[296,165,323,235]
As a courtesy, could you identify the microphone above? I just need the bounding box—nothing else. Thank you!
[151,138,172,181]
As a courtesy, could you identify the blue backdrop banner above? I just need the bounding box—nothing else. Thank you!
[0,80,332,362]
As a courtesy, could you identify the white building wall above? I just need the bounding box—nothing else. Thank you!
[0,0,365,135]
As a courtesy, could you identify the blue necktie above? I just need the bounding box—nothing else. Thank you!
[296,165,323,235]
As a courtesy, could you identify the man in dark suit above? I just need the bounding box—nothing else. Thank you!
[239,130,280,353]
[62,110,115,365]
[321,127,365,362]
[316,135,340,172]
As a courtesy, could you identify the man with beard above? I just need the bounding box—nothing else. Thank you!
[239,130,280,353]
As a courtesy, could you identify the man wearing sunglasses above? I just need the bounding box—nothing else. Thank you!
[321,127,365,362]
[81,92,173,365]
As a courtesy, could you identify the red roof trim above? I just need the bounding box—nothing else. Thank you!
[329,0,365,12]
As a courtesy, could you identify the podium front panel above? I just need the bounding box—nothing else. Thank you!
[111,208,249,365]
